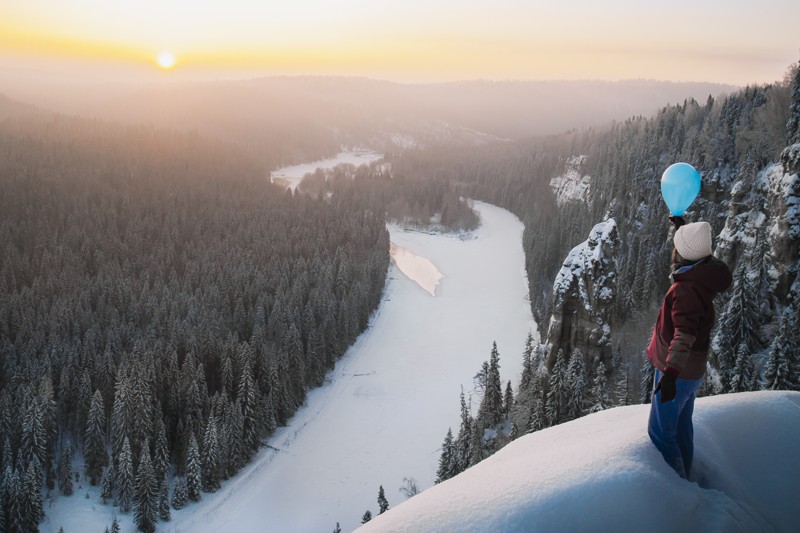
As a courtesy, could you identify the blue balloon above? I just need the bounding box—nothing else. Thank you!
[661,163,701,216]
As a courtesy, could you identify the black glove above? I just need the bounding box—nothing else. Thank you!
[669,216,686,230]
[654,372,677,403]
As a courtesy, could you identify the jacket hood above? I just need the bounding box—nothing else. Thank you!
[673,256,732,294]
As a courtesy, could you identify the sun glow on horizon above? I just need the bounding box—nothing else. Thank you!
[156,51,175,70]
[0,1,798,85]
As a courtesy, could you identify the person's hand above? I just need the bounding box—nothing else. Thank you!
[654,371,677,403]
[669,216,686,230]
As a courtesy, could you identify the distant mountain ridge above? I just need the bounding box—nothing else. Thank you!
[0,76,736,166]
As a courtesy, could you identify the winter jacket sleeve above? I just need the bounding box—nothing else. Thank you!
[666,281,703,374]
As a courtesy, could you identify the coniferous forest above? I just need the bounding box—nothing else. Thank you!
[0,109,390,531]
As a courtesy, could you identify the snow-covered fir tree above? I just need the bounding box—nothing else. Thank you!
[202,416,221,492]
[730,342,756,393]
[85,390,108,485]
[100,465,115,504]
[477,342,503,428]
[763,309,800,390]
[171,477,188,510]
[361,510,372,524]
[546,349,568,425]
[117,437,134,513]
[159,475,171,521]
[153,420,170,483]
[185,432,202,502]
[134,446,158,533]
[435,428,457,484]
[454,389,472,473]
[503,381,514,418]
[58,443,74,496]
[565,349,587,421]
[377,485,389,514]
[589,363,611,413]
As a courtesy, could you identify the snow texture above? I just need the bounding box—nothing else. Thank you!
[41,202,537,533]
[270,150,383,190]
[549,155,592,205]
[360,390,800,533]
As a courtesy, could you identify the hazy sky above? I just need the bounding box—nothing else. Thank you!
[1,0,797,85]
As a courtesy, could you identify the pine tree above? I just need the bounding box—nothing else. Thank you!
[615,360,631,406]
[159,476,171,521]
[730,342,755,393]
[111,517,121,533]
[333,523,342,533]
[202,416,220,492]
[24,457,44,530]
[545,349,567,424]
[22,400,47,467]
[185,432,202,502]
[134,446,158,533]
[171,477,188,510]
[153,419,170,483]
[763,310,800,390]
[377,485,389,514]
[5,466,23,533]
[468,421,484,467]
[85,390,108,485]
[503,381,514,418]
[117,436,134,513]
[589,365,611,413]
[477,342,503,428]
[639,356,655,404]
[58,444,74,496]
[361,510,372,524]
[519,332,535,393]
[453,390,472,472]
[435,428,455,484]
[239,361,260,455]
[100,465,115,504]
[565,349,587,421]
[717,263,763,390]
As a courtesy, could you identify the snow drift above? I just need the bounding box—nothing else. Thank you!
[359,390,800,533]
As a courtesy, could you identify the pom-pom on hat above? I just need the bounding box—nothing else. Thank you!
[674,221,712,261]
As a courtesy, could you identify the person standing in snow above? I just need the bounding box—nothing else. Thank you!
[646,218,732,479]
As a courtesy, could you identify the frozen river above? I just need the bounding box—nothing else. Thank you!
[43,201,537,533]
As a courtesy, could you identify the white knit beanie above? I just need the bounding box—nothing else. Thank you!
[674,221,712,261]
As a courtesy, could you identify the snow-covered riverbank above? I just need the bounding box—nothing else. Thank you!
[42,201,537,533]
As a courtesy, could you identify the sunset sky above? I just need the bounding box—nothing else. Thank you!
[0,0,797,85]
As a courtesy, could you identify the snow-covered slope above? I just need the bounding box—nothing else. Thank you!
[359,390,800,533]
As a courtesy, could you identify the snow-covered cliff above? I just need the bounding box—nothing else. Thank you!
[545,218,618,367]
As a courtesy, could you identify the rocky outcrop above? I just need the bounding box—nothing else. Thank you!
[716,145,800,309]
[544,218,618,368]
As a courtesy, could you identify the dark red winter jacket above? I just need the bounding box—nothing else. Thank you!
[647,256,732,380]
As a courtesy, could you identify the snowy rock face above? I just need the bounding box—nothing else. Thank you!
[545,218,618,367]
[716,151,800,305]
[549,155,592,205]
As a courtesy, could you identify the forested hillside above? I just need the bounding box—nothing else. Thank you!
[0,107,390,531]
[424,62,800,478]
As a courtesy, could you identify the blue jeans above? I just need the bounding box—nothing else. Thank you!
[648,370,703,479]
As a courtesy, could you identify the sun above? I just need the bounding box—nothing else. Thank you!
[156,51,175,70]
